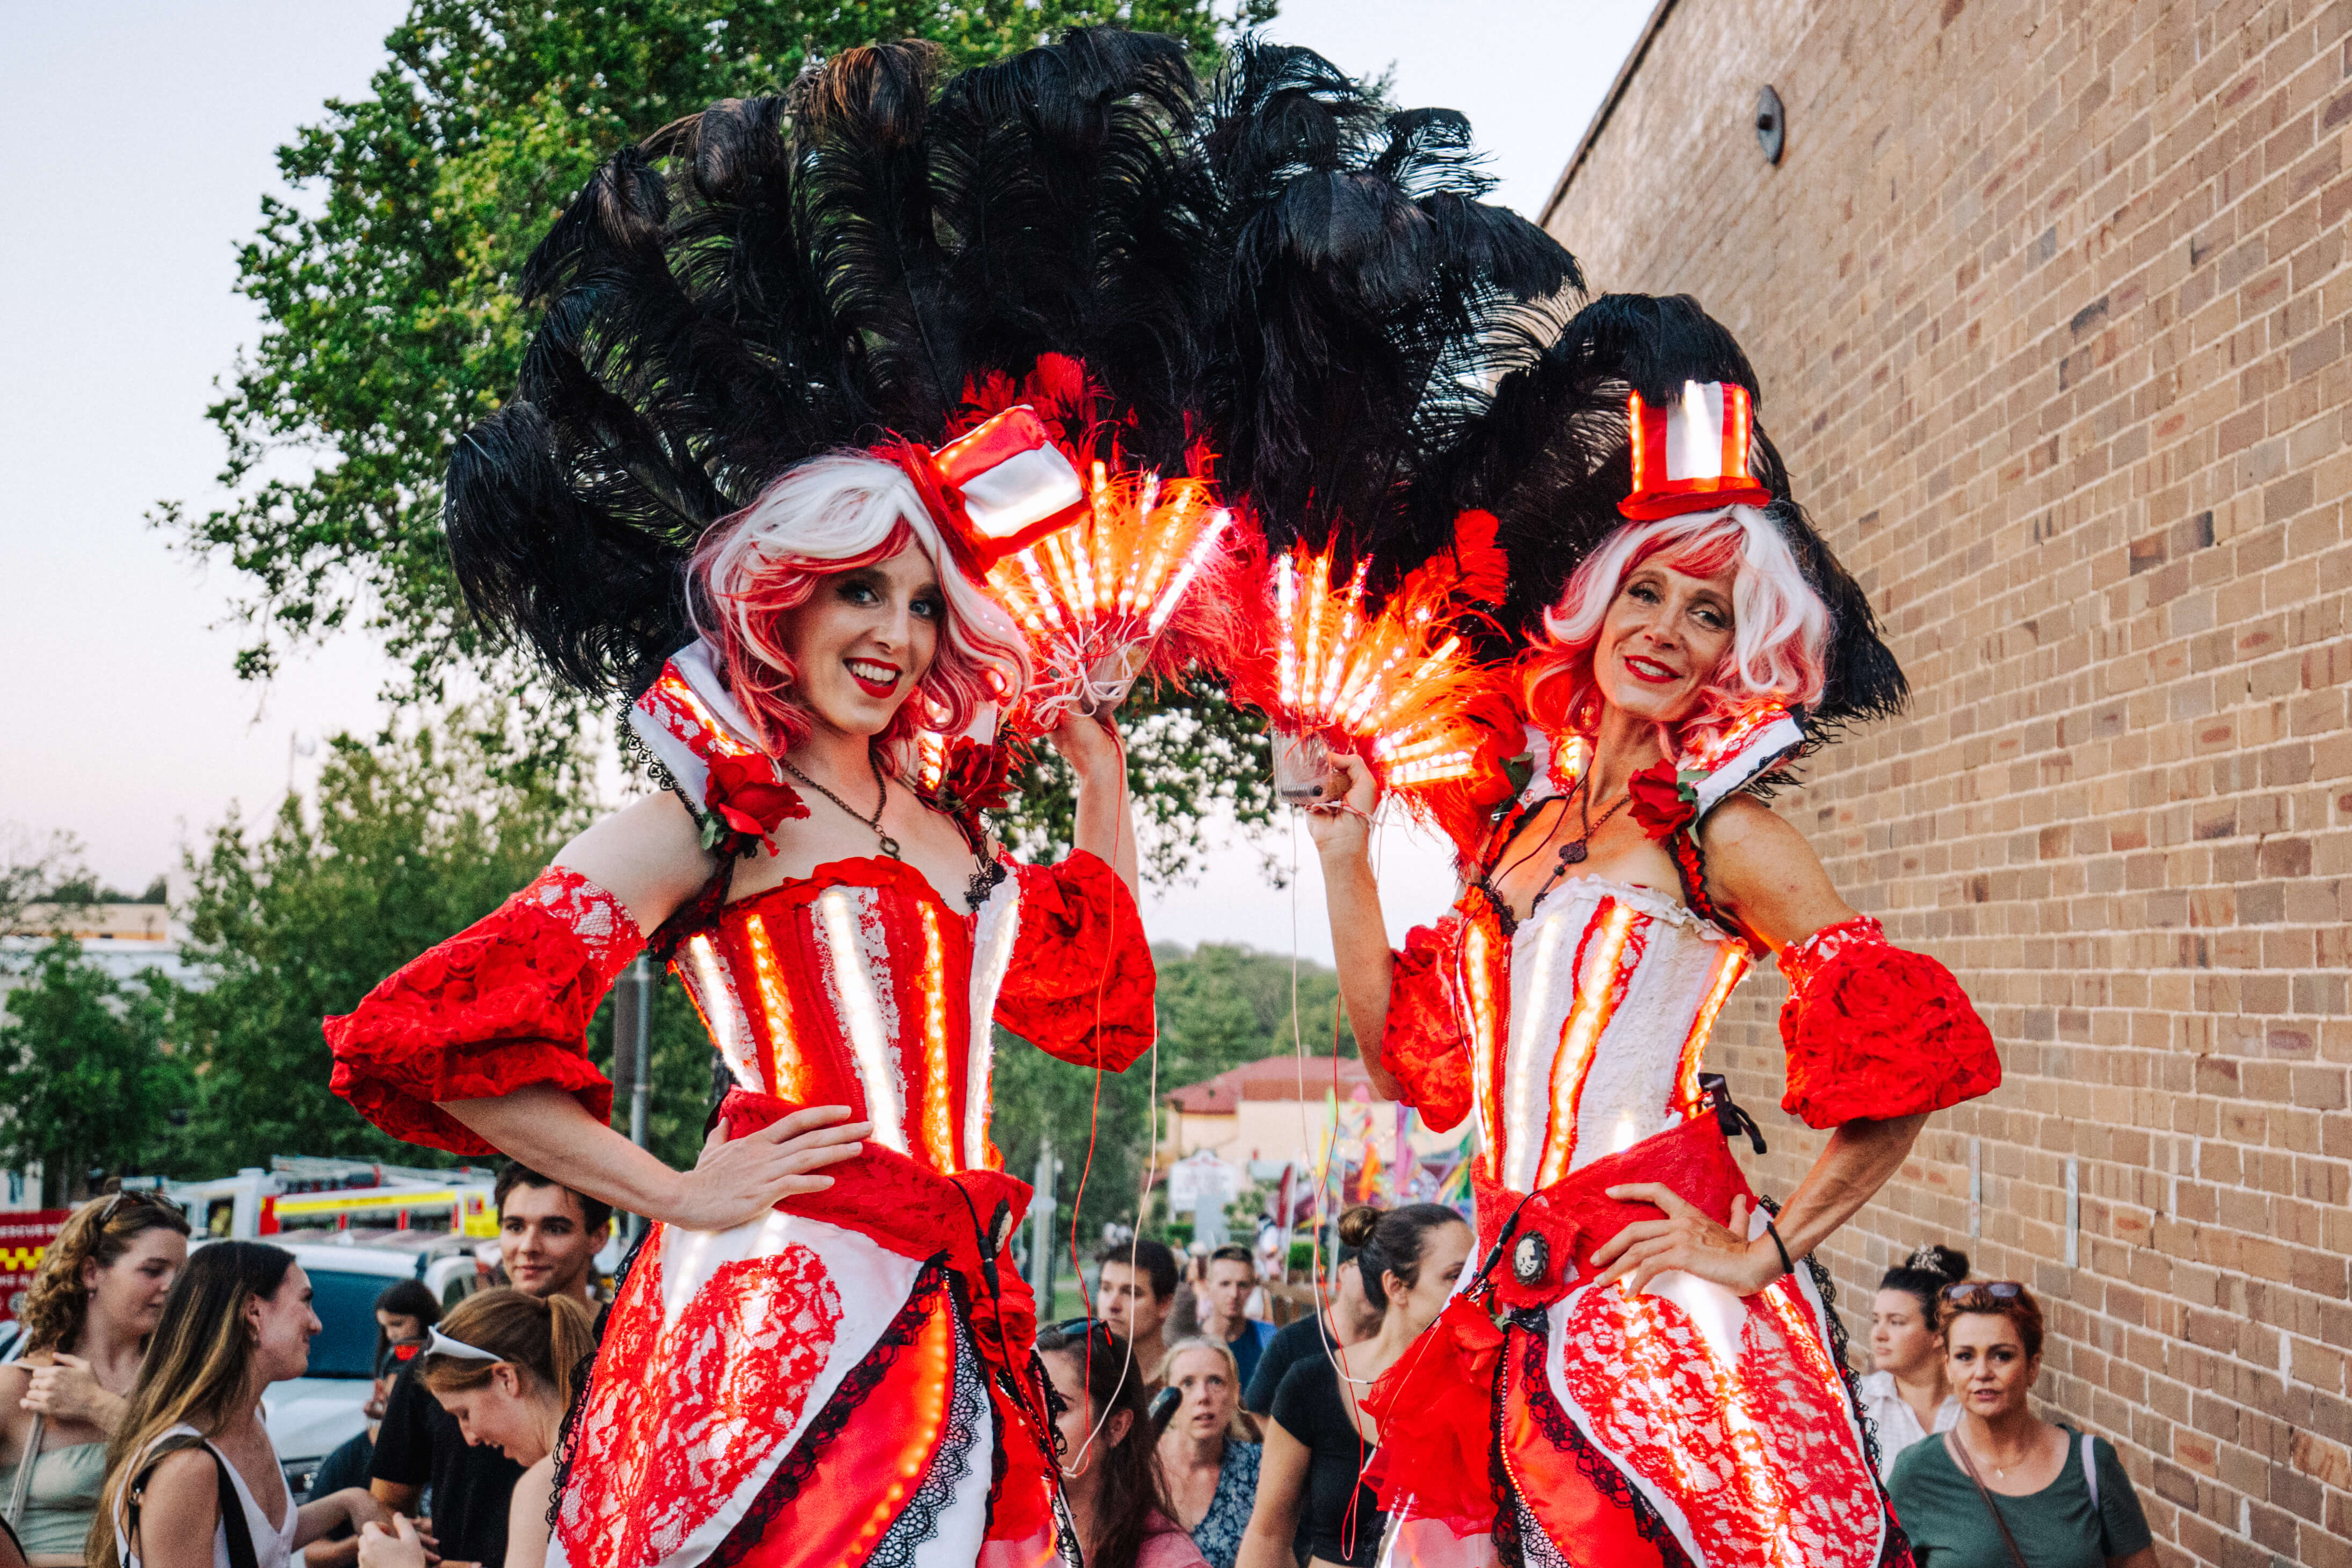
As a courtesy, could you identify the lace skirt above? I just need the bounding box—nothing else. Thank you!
[1372,1116,1912,1568]
[549,1089,1065,1568]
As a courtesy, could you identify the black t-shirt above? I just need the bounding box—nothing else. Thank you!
[1246,1315,1329,1415]
[369,1361,524,1566]
[309,1430,374,1539]
[1269,1355,1386,1568]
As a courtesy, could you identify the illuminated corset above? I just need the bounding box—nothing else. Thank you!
[1461,877,1749,1193]
[671,858,1021,1176]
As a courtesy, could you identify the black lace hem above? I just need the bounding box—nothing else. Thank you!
[867,1306,988,1568]
[704,1264,953,1568]
[1505,1317,1696,1568]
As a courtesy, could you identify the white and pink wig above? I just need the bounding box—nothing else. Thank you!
[1522,505,1829,756]
[688,453,1033,758]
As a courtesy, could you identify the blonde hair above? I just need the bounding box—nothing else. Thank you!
[19,1190,190,1356]
[418,1288,596,1409]
[1151,1337,1257,1444]
[91,1243,293,1568]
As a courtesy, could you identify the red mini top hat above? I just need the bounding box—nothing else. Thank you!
[929,406,1088,567]
[1621,381,1773,520]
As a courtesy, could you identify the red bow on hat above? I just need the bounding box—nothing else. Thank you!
[1622,380,1774,519]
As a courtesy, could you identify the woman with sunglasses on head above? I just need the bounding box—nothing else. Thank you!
[356,1289,594,1568]
[1036,1324,1205,1568]
[0,1191,190,1567]
[1886,1283,2157,1568]
[1307,297,2006,1568]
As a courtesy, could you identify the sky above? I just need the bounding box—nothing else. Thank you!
[0,0,1649,962]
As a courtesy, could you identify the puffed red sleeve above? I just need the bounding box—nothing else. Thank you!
[993,850,1156,1071]
[1378,920,1473,1133]
[1777,917,2002,1128]
[324,868,641,1154]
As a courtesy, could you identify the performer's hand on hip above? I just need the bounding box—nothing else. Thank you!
[1303,753,1378,859]
[1590,1186,1781,1297]
[667,1105,871,1231]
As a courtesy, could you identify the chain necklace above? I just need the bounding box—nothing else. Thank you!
[1557,769,1632,866]
[783,751,902,860]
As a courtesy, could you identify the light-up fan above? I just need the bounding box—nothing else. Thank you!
[926,403,1253,734]
[1233,529,1520,859]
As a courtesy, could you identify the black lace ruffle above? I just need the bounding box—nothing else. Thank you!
[1506,1317,1696,1568]
[867,1309,988,1568]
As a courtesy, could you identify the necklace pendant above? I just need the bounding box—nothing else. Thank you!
[877,833,903,861]
[1559,841,1589,865]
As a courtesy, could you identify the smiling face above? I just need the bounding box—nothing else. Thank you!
[1871,1288,1940,1379]
[775,542,944,742]
[82,1225,188,1341]
[499,1181,598,1301]
[247,1264,322,1386]
[1590,557,1738,725]
[1162,1346,1238,1444]
[1945,1311,2038,1421]
[433,1364,554,1465]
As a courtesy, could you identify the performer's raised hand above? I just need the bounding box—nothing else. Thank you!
[1302,752,1378,857]
[670,1105,870,1232]
[1590,1185,1782,1298]
[1048,709,1141,899]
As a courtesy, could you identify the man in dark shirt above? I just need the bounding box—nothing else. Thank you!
[368,1165,610,1565]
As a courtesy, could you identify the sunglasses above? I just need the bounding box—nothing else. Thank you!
[1941,1281,2026,1303]
[1049,1317,1118,1348]
[96,1189,179,1226]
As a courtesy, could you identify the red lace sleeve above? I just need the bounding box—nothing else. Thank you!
[1777,917,2002,1128]
[1378,921,1473,1132]
[993,851,1156,1071]
[325,868,642,1154]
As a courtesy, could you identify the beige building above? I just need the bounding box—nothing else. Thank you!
[1162,1055,1463,1171]
[1544,2,2352,1563]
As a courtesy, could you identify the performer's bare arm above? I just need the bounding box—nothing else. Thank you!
[1593,794,1929,1297]
[1303,754,1406,1100]
[1056,710,1141,900]
[1233,1418,1312,1568]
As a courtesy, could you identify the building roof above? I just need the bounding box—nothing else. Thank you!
[1164,1055,1386,1114]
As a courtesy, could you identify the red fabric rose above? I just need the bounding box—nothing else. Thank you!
[1780,928,2003,1127]
[1627,760,1698,839]
[924,736,1017,832]
[1362,1296,1506,1531]
[703,750,807,851]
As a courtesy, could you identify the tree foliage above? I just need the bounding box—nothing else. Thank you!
[988,940,1352,1253]
[0,941,193,1204]
[164,709,603,1172]
[168,0,1279,882]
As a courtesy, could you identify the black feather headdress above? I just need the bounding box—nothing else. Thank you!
[1404,292,1908,730]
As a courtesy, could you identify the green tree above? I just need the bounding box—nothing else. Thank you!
[0,940,194,1204]
[166,0,1279,883]
[986,939,1352,1258]
[166,708,599,1172]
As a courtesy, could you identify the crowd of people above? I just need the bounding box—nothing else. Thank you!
[0,1180,2175,1568]
[0,1165,609,1568]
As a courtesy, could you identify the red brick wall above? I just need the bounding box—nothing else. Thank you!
[1544,2,2352,1562]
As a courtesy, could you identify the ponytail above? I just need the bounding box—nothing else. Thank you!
[419,1288,595,1406]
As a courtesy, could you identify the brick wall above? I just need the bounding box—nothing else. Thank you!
[1543,1,2352,1562]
